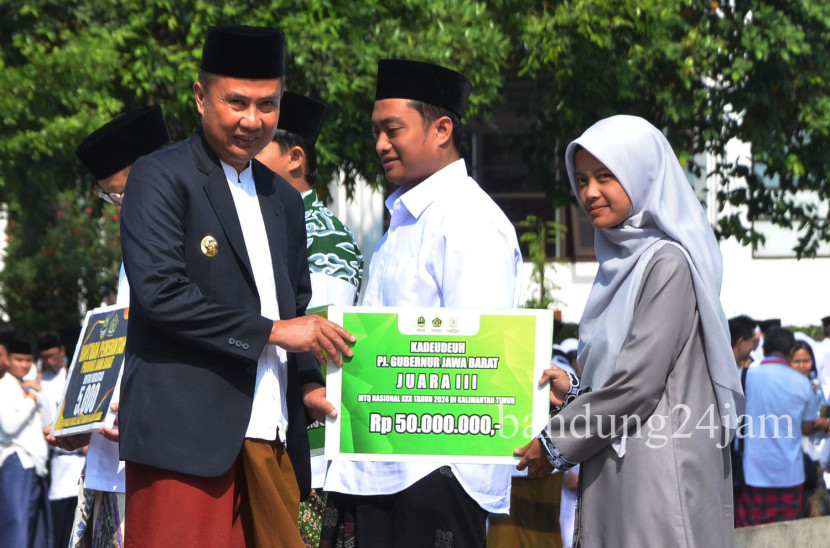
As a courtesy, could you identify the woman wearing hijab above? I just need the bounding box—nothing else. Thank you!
[790,339,827,517]
[516,115,744,547]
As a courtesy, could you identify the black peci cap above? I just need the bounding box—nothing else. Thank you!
[375,59,472,118]
[822,316,830,329]
[277,92,330,144]
[7,338,33,356]
[76,105,170,180]
[200,25,285,79]
[758,318,782,332]
[0,327,14,352]
[36,332,63,353]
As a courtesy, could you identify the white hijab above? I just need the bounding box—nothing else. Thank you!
[566,115,744,441]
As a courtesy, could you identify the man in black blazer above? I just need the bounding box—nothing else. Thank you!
[118,25,353,547]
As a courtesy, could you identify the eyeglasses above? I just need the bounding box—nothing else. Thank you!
[96,185,124,206]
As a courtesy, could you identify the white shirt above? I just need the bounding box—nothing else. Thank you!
[821,429,830,470]
[222,161,289,443]
[42,367,86,500]
[308,272,356,489]
[40,367,67,406]
[85,432,124,492]
[743,357,818,488]
[325,159,522,514]
[0,374,51,476]
[309,275,357,311]
[116,263,130,307]
[815,338,830,400]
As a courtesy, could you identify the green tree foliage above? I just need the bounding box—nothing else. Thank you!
[519,214,565,309]
[0,191,121,336]
[506,0,830,256]
[2,0,830,333]
[0,0,510,333]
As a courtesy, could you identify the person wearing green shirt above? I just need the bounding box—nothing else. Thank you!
[258,92,364,311]
[258,91,364,548]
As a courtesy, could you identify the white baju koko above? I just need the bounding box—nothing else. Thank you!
[324,158,522,514]
[41,367,86,502]
[0,372,53,547]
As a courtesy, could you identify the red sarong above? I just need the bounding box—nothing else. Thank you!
[125,439,304,547]
[735,483,803,528]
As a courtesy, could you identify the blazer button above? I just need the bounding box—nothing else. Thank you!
[242,343,249,350]
[228,337,236,346]
[235,340,243,348]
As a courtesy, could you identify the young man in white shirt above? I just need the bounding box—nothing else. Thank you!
[37,331,85,548]
[0,337,52,548]
[322,59,522,548]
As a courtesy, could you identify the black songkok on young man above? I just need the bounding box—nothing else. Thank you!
[7,338,33,356]
[276,92,329,144]
[36,332,62,354]
[758,318,782,333]
[374,59,472,118]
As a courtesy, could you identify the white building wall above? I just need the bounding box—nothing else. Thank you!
[327,175,385,296]
[534,239,830,328]
[718,237,829,326]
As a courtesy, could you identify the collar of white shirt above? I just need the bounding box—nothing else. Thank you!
[385,158,468,219]
[220,160,254,191]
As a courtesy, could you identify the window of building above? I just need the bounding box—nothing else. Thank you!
[465,128,595,262]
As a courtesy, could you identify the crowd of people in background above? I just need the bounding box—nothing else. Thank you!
[540,314,830,546]
[5,313,830,547]
[0,330,84,548]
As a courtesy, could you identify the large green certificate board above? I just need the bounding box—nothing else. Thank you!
[326,306,553,464]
